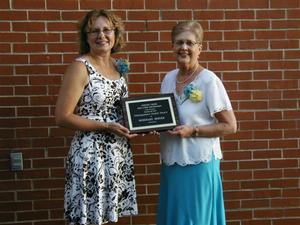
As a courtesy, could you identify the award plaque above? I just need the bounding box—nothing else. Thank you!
[121,93,180,133]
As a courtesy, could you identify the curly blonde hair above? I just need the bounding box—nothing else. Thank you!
[171,21,204,44]
[78,9,125,55]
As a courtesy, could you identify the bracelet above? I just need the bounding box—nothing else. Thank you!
[192,126,198,137]
[193,126,199,137]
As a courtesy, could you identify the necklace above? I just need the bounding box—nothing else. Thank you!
[176,65,199,84]
[175,65,202,96]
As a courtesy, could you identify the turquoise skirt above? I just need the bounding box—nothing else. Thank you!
[157,158,226,225]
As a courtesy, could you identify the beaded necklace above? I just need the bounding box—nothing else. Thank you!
[176,65,199,95]
[176,65,199,84]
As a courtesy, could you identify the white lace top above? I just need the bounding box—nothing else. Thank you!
[160,68,233,166]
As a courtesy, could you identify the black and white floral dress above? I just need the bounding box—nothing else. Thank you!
[64,58,138,225]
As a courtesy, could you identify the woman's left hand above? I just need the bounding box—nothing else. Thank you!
[107,122,138,139]
[168,125,193,138]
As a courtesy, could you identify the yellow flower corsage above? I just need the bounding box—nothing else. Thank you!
[182,84,203,104]
[190,89,203,102]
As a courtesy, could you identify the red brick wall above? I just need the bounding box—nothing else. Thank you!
[1,0,300,225]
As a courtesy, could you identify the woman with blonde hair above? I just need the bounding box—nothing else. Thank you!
[55,9,138,225]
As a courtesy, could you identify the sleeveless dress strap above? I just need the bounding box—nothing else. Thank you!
[75,57,95,76]
[75,57,86,63]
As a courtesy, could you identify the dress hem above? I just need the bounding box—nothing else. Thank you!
[67,211,138,225]
[161,154,222,166]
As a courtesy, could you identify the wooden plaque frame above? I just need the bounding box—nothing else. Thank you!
[121,93,179,133]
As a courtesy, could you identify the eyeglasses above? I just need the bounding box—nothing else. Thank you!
[87,28,114,37]
[174,40,199,48]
